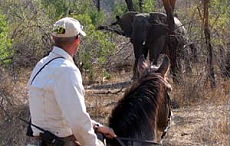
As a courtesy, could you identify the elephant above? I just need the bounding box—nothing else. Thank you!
[98,11,194,79]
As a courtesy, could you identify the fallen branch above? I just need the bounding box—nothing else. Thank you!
[93,87,124,95]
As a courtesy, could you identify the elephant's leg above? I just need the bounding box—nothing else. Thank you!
[168,36,181,81]
[149,36,167,65]
[133,59,138,80]
[133,45,144,80]
[143,46,148,59]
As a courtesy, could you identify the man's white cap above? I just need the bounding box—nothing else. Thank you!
[52,17,86,38]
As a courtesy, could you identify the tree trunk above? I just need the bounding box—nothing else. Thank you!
[162,0,177,79]
[203,0,216,88]
[125,0,135,11]
[96,0,100,11]
[225,51,230,77]
[162,0,175,33]
[139,0,144,12]
[169,0,176,10]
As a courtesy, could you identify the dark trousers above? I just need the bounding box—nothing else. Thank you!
[26,138,79,146]
[26,133,105,146]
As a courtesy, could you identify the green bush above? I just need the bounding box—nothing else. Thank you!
[142,0,156,12]
[0,11,12,64]
[113,0,156,18]
[113,2,128,17]
[40,0,95,20]
[73,12,115,80]
[40,0,69,19]
[0,0,53,67]
[132,0,156,12]
[1,0,117,81]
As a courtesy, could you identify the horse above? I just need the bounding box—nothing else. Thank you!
[107,55,172,146]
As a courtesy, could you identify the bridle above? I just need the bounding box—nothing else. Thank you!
[161,92,172,139]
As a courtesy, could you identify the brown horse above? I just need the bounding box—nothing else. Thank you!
[108,55,172,146]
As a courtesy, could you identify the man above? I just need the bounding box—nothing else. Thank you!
[27,17,116,146]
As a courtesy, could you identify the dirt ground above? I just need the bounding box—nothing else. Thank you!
[163,104,229,146]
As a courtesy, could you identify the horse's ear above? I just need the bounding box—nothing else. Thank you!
[137,55,149,76]
[157,55,170,77]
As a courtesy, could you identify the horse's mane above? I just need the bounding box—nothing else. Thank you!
[109,73,168,140]
[124,73,166,98]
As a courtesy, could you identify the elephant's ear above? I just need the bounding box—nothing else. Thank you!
[137,55,150,77]
[157,55,170,77]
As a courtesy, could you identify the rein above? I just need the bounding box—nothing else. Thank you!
[114,137,161,146]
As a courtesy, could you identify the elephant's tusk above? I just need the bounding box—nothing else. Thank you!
[142,41,146,45]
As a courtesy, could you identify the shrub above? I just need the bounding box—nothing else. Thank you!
[0,11,12,65]
[1,0,52,67]
[73,12,115,81]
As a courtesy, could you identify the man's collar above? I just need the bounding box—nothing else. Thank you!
[52,46,74,63]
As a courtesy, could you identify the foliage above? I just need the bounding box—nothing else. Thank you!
[175,0,230,81]
[209,0,229,46]
[131,0,156,12]
[113,0,156,19]
[73,12,115,80]
[207,0,229,76]
[0,11,12,64]
[40,0,69,19]
[142,0,156,12]
[40,0,95,19]
[113,2,128,17]
[0,0,115,81]
[0,0,52,67]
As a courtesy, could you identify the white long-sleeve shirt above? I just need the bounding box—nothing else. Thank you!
[27,46,101,146]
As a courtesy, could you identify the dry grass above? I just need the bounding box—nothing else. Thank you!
[171,72,229,106]
[163,103,229,146]
[0,67,30,107]
[0,67,31,146]
[193,118,228,146]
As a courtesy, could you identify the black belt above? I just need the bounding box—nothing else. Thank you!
[33,134,79,146]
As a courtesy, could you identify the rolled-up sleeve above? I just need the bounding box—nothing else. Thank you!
[53,66,98,146]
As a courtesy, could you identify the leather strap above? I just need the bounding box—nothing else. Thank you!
[28,56,64,137]
[31,57,64,85]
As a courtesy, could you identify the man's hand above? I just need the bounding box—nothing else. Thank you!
[94,124,117,139]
